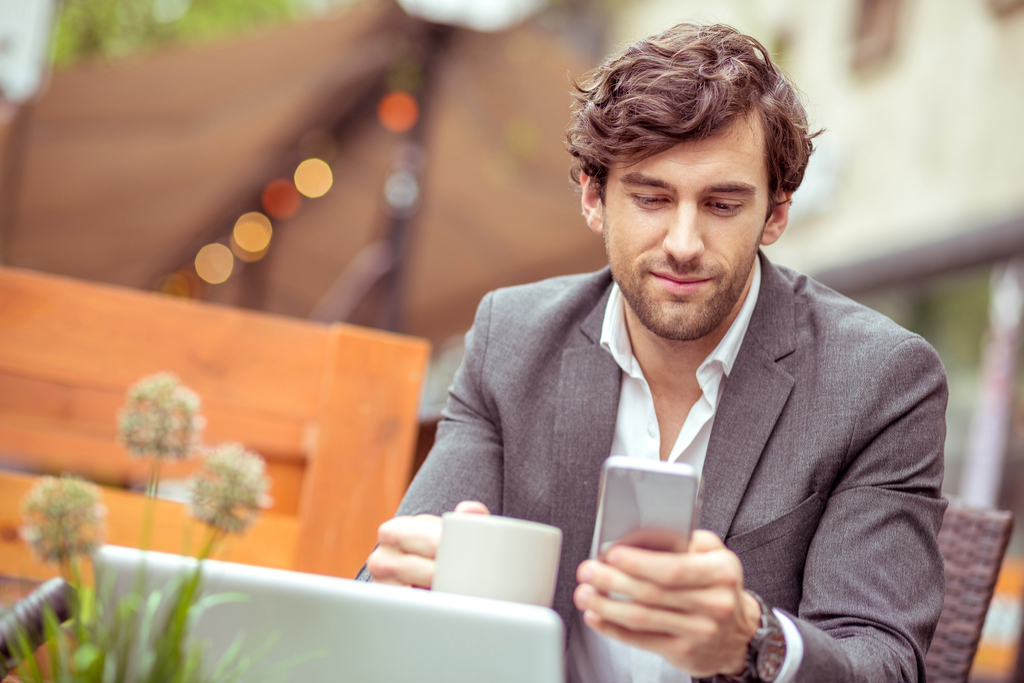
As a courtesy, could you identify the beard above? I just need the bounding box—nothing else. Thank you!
[605,219,760,343]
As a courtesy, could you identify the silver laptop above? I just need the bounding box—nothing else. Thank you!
[93,545,565,683]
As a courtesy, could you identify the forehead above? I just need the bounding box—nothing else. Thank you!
[610,116,769,192]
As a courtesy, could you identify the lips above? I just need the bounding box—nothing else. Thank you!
[651,271,712,295]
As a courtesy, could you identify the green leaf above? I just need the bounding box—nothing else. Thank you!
[75,642,102,673]
[51,0,303,67]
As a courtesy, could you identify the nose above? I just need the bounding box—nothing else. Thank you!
[662,203,704,264]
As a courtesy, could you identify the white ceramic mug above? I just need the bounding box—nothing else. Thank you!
[432,513,563,607]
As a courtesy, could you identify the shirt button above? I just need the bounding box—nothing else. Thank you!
[647,425,657,438]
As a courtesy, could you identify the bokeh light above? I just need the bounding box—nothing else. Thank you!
[294,159,333,198]
[195,243,234,284]
[233,211,272,252]
[261,178,302,219]
[231,235,268,263]
[384,170,419,215]
[377,91,419,133]
[155,271,194,297]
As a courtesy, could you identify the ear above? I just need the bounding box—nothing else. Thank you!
[580,173,604,235]
[760,192,791,246]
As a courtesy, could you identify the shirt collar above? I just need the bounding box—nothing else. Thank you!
[600,257,762,382]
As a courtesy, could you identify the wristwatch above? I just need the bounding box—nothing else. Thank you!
[715,592,787,682]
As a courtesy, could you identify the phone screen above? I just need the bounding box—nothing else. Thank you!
[591,457,700,559]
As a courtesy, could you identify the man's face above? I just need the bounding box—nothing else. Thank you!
[581,116,790,344]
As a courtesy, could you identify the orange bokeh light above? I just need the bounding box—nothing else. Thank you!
[231,235,268,263]
[261,178,302,219]
[233,211,273,253]
[195,244,234,284]
[294,158,333,198]
[377,91,420,133]
[155,271,193,298]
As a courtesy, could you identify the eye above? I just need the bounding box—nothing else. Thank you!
[633,195,669,209]
[708,201,741,216]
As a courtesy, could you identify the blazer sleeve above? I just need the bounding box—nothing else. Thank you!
[789,336,948,682]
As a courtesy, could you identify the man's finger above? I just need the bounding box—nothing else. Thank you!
[603,544,743,590]
[377,514,443,558]
[582,611,677,652]
[689,530,726,552]
[578,559,675,608]
[575,583,710,636]
[454,500,491,515]
[581,611,741,679]
[366,545,437,588]
[578,559,734,614]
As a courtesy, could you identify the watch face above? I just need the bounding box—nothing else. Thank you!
[755,629,787,681]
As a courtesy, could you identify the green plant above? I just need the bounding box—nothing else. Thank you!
[4,374,271,683]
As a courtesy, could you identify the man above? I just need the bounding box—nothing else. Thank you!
[363,23,947,683]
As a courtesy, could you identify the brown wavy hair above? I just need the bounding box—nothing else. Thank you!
[566,23,819,206]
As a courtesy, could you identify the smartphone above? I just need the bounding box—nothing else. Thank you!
[590,456,702,560]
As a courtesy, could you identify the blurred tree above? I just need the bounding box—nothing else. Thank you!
[50,0,340,67]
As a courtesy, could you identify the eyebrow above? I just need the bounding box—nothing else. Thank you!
[619,172,758,197]
[706,181,758,196]
[619,172,673,191]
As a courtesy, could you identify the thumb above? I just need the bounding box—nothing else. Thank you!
[454,500,490,515]
[690,529,725,553]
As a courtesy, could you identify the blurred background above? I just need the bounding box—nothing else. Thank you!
[1,0,1023,678]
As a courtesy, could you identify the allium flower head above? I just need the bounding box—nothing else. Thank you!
[118,372,204,460]
[21,475,106,564]
[190,443,270,535]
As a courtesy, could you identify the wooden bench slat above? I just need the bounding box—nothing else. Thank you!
[0,269,330,419]
[0,419,154,484]
[0,470,299,582]
[0,371,310,462]
[0,421,306,515]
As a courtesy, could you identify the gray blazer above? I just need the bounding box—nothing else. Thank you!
[388,254,948,682]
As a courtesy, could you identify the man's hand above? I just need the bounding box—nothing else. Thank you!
[573,530,761,678]
[366,501,489,587]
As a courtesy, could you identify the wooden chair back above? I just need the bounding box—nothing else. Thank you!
[0,266,429,581]
[925,500,1014,683]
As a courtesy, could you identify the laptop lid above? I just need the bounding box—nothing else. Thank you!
[93,545,565,683]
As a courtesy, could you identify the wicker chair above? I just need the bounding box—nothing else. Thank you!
[924,501,1014,683]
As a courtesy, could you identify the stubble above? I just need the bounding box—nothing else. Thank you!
[604,216,760,343]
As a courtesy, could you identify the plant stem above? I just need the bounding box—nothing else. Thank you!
[148,563,203,683]
[197,526,222,561]
[146,458,162,498]
[139,459,162,551]
[70,555,87,642]
[70,554,82,592]
[58,556,86,641]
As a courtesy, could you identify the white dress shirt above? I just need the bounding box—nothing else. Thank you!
[566,259,804,683]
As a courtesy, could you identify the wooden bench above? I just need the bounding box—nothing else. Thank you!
[0,266,429,581]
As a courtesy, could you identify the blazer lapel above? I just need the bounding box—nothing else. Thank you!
[700,255,797,541]
[550,288,620,631]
